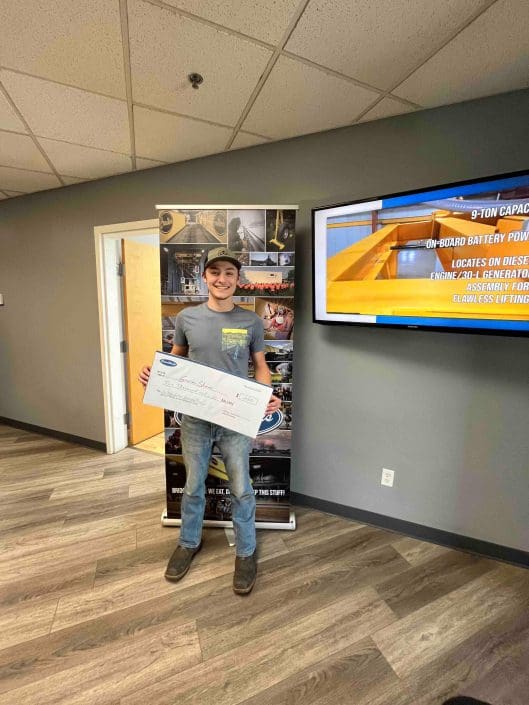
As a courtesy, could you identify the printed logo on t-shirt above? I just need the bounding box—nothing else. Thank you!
[222,328,249,359]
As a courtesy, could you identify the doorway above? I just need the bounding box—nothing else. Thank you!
[94,218,164,454]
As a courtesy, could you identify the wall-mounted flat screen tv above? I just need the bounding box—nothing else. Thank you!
[313,170,529,335]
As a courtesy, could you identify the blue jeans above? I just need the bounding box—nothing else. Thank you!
[179,415,256,557]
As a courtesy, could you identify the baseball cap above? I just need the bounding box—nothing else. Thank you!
[204,246,241,271]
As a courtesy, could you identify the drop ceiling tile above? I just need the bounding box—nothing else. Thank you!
[134,105,232,162]
[286,0,493,90]
[128,0,273,125]
[1,71,130,153]
[160,0,299,43]
[395,0,529,106]
[0,132,52,172]
[0,0,126,98]
[39,139,132,179]
[0,166,60,193]
[0,92,26,132]
[230,132,270,149]
[357,97,416,123]
[136,157,168,170]
[243,55,378,139]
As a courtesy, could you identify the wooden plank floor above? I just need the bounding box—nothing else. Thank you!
[0,423,527,705]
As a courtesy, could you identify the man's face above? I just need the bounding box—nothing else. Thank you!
[203,260,239,300]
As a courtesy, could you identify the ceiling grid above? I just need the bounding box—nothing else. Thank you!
[365,0,501,120]
[0,0,527,198]
[119,0,138,171]
[224,0,313,149]
[0,79,65,186]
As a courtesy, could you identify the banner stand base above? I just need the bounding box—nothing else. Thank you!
[161,510,296,531]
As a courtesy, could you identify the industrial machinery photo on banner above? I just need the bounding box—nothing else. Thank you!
[158,205,297,529]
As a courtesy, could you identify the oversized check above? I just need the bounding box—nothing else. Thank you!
[143,351,272,438]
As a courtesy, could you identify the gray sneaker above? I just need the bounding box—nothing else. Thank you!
[165,543,202,582]
[233,550,257,594]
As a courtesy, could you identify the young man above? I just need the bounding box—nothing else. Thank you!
[139,246,281,594]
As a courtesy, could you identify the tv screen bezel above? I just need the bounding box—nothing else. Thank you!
[312,168,529,338]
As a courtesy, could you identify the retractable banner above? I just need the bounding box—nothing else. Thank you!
[157,205,297,529]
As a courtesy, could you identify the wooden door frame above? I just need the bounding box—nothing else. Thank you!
[94,219,158,454]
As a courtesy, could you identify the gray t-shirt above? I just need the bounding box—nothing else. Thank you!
[173,303,265,378]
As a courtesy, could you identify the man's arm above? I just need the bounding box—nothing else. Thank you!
[251,351,281,414]
[138,344,189,387]
[170,344,189,357]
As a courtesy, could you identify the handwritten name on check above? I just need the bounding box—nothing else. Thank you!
[143,352,272,438]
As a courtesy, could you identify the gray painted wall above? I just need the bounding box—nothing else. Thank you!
[1,90,528,550]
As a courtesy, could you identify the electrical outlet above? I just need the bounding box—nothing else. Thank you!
[381,468,395,487]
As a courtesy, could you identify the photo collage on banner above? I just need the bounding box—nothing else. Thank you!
[158,207,295,525]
